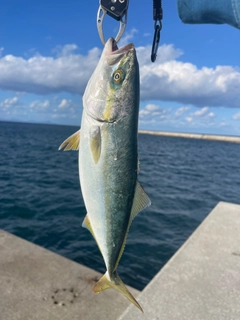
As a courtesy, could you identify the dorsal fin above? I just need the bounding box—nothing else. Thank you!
[58,130,80,151]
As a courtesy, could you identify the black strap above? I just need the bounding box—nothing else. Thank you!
[153,0,163,21]
[151,0,163,62]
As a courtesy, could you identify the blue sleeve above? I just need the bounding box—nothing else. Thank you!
[177,0,240,29]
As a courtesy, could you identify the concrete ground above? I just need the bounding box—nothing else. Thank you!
[0,229,139,320]
[119,202,240,320]
[1,201,240,320]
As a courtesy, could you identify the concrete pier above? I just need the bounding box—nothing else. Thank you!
[119,202,240,320]
[0,230,139,320]
[139,130,240,143]
[1,201,240,319]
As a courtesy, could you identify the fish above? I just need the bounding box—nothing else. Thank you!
[59,38,151,312]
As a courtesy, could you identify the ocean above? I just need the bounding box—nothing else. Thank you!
[1,121,240,290]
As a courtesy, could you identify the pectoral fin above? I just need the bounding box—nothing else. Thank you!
[90,126,101,164]
[58,130,80,151]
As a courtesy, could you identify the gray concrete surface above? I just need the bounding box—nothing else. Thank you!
[139,130,240,143]
[119,201,240,320]
[0,230,139,320]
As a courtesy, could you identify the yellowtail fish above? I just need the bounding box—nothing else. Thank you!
[59,38,151,312]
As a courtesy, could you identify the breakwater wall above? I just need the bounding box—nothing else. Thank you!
[139,130,240,143]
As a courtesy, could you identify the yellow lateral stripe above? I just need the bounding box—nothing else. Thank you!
[103,87,114,121]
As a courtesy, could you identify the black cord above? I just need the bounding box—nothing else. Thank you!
[153,0,163,21]
[151,0,163,62]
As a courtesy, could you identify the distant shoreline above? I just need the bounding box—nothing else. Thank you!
[1,120,240,144]
[138,130,240,144]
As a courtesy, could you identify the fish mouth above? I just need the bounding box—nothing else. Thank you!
[105,38,135,65]
[111,38,134,55]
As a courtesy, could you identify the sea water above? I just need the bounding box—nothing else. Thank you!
[1,121,240,290]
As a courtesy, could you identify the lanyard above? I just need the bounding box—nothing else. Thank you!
[151,0,163,62]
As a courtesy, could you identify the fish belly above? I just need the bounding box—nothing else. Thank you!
[79,110,138,272]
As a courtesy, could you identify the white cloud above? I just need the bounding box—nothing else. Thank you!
[175,106,191,117]
[135,44,240,108]
[0,97,19,110]
[118,29,138,47]
[194,106,209,117]
[0,47,4,58]
[185,107,215,123]
[54,99,77,115]
[137,44,183,66]
[139,56,240,108]
[0,45,100,95]
[140,104,171,121]
[58,99,72,109]
[232,112,240,120]
[139,104,160,117]
[145,104,160,112]
[185,116,193,123]
[0,43,239,109]
[53,44,78,57]
[207,111,215,119]
[29,100,50,110]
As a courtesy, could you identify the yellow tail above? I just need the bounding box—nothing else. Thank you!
[93,271,143,312]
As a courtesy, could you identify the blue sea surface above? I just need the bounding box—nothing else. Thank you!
[1,121,240,290]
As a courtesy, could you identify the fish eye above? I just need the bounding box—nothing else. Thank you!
[113,69,124,84]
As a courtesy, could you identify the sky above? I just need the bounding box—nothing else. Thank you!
[0,0,239,135]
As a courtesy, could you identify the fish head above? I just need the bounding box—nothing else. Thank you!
[83,38,139,123]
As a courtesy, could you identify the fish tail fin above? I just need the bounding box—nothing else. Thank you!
[93,271,143,312]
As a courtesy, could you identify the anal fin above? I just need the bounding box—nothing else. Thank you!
[82,214,104,258]
[58,129,80,151]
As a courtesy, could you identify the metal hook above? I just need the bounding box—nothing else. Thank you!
[97,5,128,45]
[151,21,162,62]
